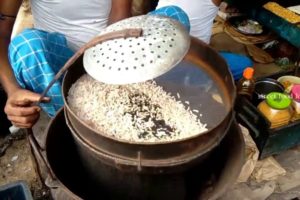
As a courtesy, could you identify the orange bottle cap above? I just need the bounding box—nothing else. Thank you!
[243,67,254,79]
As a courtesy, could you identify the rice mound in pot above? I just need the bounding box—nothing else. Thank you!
[67,74,207,143]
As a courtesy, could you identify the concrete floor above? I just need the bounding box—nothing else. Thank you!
[0,16,299,199]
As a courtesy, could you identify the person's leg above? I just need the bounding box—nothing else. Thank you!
[8,28,74,117]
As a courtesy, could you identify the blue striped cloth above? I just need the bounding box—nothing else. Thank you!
[9,28,74,117]
[150,6,191,32]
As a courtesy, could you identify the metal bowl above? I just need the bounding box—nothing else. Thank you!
[62,37,236,172]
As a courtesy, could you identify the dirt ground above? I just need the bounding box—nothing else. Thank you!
[0,112,51,199]
[0,137,46,199]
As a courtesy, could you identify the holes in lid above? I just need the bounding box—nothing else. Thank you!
[113,58,116,61]
[93,55,96,58]
[97,60,100,63]
[171,38,174,41]
[143,55,146,58]
[118,68,121,71]
[125,67,129,70]
[131,51,135,54]
[102,64,105,67]
[109,66,112,70]
[157,55,161,58]
[150,60,153,64]
[101,53,104,56]
[121,60,124,63]
[133,66,137,69]
[165,50,168,53]
[157,45,161,48]
[121,52,124,55]
[141,48,145,51]
[134,57,138,61]
[169,44,173,47]
[141,64,144,67]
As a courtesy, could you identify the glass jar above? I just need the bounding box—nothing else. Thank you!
[258,92,292,129]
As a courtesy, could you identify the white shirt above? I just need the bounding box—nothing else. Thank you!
[31,0,112,51]
[156,0,219,44]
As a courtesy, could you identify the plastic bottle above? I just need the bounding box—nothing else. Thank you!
[237,67,255,100]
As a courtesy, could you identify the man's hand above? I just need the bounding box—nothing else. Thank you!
[4,88,50,128]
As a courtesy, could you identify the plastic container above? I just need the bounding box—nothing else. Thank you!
[237,67,255,100]
[291,84,300,121]
[0,181,33,200]
[277,75,300,93]
[258,92,293,129]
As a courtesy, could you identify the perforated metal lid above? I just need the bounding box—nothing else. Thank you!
[83,15,190,84]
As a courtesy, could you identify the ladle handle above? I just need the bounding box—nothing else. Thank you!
[38,28,143,104]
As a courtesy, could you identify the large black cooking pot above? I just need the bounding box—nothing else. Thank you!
[62,37,236,173]
[39,108,244,200]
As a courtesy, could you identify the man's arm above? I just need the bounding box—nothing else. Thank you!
[1,0,48,128]
[108,0,132,25]
[0,0,22,95]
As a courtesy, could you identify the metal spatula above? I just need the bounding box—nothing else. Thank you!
[83,15,190,84]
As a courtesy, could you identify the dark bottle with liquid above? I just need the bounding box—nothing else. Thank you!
[237,67,255,100]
